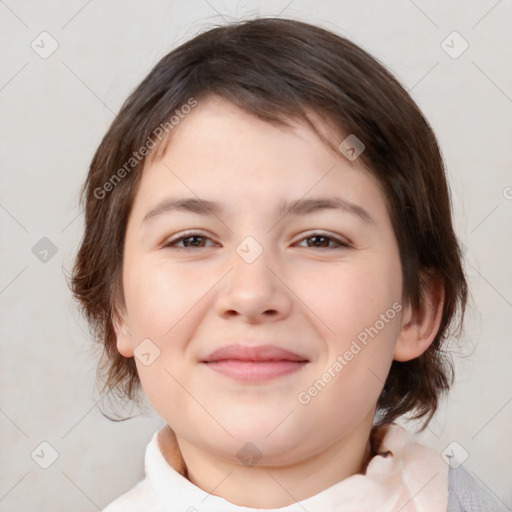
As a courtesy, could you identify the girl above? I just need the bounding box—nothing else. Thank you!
[71,17,502,511]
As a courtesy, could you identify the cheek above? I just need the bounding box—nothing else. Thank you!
[302,354,390,437]
[123,256,199,416]
[121,256,212,400]
[122,256,198,340]
[296,256,402,404]
[295,257,402,343]
[298,303,400,435]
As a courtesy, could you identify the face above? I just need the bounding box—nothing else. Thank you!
[115,96,406,465]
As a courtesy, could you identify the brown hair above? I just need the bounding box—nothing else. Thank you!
[70,17,467,426]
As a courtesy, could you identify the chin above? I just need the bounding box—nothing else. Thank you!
[204,431,305,466]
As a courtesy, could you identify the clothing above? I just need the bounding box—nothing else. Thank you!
[448,465,505,512]
[103,424,502,512]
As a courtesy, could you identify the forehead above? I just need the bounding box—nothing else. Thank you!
[132,96,389,225]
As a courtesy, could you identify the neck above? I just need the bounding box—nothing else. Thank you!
[159,416,376,509]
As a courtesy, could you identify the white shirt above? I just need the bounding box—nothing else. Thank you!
[102,424,458,512]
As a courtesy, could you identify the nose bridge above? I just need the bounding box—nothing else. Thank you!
[235,234,267,266]
[229,233,274,290]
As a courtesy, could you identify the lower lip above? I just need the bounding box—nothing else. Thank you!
[203,360,308,381]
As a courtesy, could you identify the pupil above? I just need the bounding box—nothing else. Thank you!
[309,236,328,247]
[185,236,203,247]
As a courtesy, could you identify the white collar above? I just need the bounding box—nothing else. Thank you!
[142,423,448,512]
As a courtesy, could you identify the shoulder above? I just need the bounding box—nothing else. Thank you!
[102,477,162,512]
[102,429,166,511]
[448,466,507,512]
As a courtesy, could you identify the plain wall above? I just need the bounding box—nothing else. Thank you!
[1,0,511,509]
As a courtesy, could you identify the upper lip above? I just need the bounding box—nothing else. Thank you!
[201,344,309,363]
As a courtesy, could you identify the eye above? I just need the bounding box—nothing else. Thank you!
[163,231,350,250]
[295,233,350,249]
[163,232,217,249]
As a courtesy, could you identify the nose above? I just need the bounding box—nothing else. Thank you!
[214,241,293,324]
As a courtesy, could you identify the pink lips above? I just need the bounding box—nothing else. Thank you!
[201,344,309,382]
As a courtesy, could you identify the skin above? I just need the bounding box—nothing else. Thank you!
[114,96,444,508]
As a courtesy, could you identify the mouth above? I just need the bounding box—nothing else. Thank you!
[200,344,309,382]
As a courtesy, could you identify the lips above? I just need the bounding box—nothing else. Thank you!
[201,344,309,382]
[201,344,308,363]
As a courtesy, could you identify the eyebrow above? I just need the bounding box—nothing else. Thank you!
[142,196,375,225]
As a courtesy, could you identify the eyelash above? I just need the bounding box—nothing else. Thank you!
[162,231,351,250]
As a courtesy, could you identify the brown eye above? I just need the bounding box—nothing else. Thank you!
[306,235,331,248]
[179,235,207,248]
[297,233,349,249]
[163,232,216,249]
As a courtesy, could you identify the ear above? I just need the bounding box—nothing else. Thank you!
[112,306,134,358]
[394,273,445,362]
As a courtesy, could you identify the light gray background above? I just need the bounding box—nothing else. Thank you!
[1,0,511,510]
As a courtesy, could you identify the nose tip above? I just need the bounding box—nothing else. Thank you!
[214,245,292,323]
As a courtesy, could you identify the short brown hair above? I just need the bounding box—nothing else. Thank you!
[71,17,467,426]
